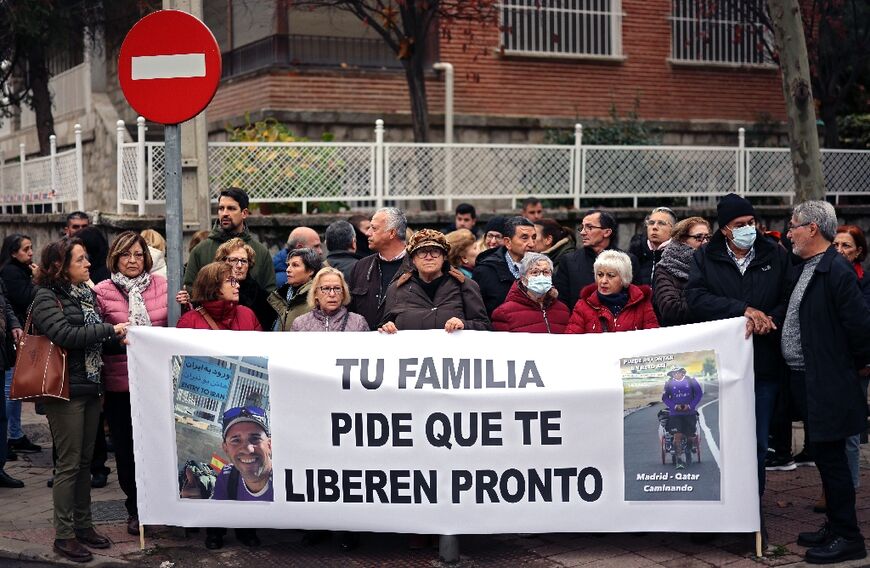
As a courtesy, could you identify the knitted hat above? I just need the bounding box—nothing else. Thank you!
[483,216,507,236]
[716,193,756,228]
[406,229,450,255]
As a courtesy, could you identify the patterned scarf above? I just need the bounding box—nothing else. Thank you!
[656,240,695,281]
[111,271,152,327]
[67,282,104,384]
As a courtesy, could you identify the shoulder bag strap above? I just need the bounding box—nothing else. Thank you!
[195,307,223,330]
[227,466,240,500]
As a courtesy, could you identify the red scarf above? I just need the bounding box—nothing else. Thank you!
[854,262,864,280]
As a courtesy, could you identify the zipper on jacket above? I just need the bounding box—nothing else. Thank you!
[541,307,552,333]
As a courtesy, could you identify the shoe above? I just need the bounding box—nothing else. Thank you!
[794,450,816,467]
[813,494,827,514]
[8,435,42,453]
[204,533,223,549]
[53,538,93,563]
[805,536,866,564]
[90,472,108,488]
[127,515,139,536]
[0,470,24,488]
[74,527,111,549]
[765,454,797,471]
[6,449,17,461]
[798,523,833,547]
[236,529,261,547]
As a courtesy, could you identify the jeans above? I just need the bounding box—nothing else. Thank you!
[755,380,779,496]
[4,368,22,440]
[845,378,869,489]
[0,367,7,469]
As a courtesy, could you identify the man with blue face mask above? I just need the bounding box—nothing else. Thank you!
[685,193,790,546]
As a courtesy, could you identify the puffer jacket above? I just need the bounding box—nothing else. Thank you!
[268,280,313,331]
[491,281,569,333]
[566,283,659,334]
[381,266,490,330]
[653,264,691,327]
[30,285,117,397]
[290,306,369,332]
[0,258,35,322]
[94,275,169,392]
[183,226,276,293]
[176,300,262,331]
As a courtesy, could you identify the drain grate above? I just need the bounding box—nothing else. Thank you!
[91,499,127,522]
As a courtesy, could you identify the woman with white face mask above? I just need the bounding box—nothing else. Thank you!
[492,252,570,333]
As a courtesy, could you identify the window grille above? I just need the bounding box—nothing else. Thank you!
[671,0,773,65]
[500,0,623,58]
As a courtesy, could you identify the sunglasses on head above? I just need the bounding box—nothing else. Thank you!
[222,405,267,423]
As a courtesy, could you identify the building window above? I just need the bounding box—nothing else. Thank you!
[670,0,773,66]
[500,0,623,59]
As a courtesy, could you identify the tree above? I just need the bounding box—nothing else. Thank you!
[290,1,499,142]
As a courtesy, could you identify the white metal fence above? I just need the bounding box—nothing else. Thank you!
[0,124,85,212]
[116,118,870,215]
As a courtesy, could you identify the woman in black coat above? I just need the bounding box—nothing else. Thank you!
[30,238,128,563]
[653,216,711,326]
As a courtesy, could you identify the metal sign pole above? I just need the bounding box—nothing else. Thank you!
[165,123,183,326]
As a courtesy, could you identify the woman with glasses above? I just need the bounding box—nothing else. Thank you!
[216,238,274,330]
[176,262,261,331]
[629,206,677,286]
[268,248,322,331]
[289,267,368,332]
[379,229,489,334]
[653,217,712,326]
[93,231,168,536]
[492,252,569,333]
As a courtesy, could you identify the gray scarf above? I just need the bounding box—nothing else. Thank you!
[656,240,695,281]
[111,271,152,327]
[68,283,104,384]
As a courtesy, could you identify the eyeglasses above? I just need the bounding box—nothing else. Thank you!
[414,248,443,259]
[579,224,603,232]
[318,286,343,295]
[645,220,672,228]
[224,277,240,287]
[688,234,712,242]
[223,405,267,423]
[527,269,553,277]
[787,222,812,232]
[120,252,145,261]
[485,232,503,240]
[225,257,249,266]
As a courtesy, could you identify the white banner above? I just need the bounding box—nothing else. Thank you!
[127,317,759,533]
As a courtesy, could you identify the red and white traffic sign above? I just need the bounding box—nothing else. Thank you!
[118,10,221,125]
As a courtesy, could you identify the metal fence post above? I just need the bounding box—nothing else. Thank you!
[137,116,146,216]
[116,120,125,214]
[19,143,26,213]
[375,119,385,208]
[49,134,58,212]
[75,123,84,211]
[573,123,583,210]
[737,128,745,196]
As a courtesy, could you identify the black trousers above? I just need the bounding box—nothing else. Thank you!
[790,370,861,540]
[103,392,136,517]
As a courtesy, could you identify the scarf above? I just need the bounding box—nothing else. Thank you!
[111,271,152,327]
[68,282,104,384]
[597,290,629,317]
[656,240,695,281]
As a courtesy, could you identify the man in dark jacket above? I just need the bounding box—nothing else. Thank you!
[348,208,412,330]
[554,210,638,311]
[184,188,276,293]
[685,193,789,502]
[473,216,537,316]
[783,201,870,564]
[324,220,361,282]
[629,206,676,286]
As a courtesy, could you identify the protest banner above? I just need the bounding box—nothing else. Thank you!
[127,317,758,533]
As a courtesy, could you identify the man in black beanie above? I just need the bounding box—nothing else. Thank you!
[685,193,790,544]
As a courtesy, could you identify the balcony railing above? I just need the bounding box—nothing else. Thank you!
[222,34,406,78]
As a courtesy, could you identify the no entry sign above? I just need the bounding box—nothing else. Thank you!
[119,10,221,125]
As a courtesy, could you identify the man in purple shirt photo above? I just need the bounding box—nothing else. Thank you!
[662,367,703,469]
[212,405,273,502]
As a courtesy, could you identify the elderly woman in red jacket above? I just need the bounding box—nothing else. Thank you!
[177,262,262,331]
[492,252,569,333]
[94,231,168,536]
[566,250,659,333]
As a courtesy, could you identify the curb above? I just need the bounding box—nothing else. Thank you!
[0,535,129,566]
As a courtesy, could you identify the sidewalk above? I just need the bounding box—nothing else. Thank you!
[3,404,870,567]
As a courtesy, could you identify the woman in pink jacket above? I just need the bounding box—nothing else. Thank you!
[94,231,168,536]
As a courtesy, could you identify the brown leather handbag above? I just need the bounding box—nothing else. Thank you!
[10,301,69,402]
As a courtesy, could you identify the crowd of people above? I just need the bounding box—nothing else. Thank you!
[1,189,869,565]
